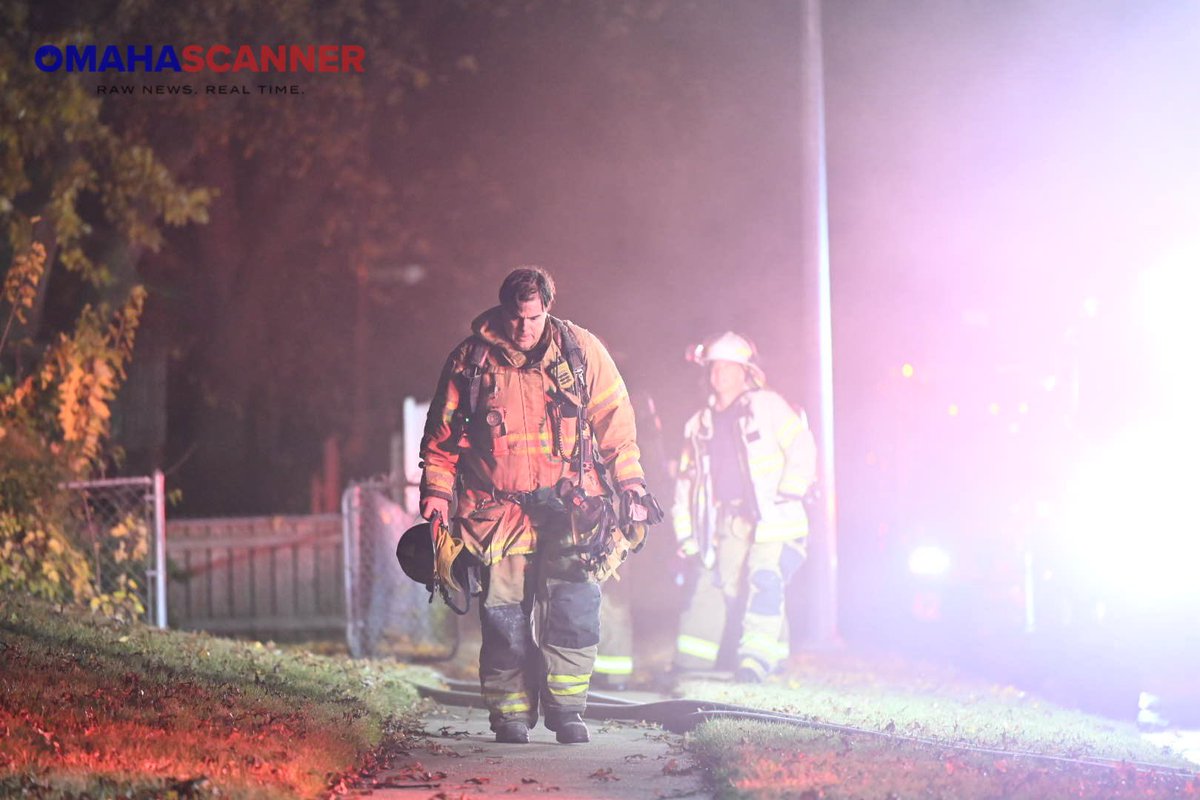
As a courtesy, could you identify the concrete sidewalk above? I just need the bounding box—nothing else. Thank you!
[361,703,711,799]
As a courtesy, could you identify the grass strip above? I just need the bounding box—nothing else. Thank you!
[0,594,432,798]
[679,651,1199,799]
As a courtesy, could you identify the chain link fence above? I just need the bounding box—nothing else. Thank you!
[342,479,458,660]
[60,471,167,627]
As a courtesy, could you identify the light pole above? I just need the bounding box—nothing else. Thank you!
[799,0,840,647]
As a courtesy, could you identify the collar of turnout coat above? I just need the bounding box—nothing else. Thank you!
[470,305,555,368]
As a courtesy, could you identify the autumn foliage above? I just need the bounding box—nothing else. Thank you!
[1,240,149,616]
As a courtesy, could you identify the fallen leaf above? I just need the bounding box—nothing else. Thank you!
[662,759,697,776]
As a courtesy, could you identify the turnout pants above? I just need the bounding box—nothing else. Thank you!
[674,506,806,680]
[478,553,602,731]
[595,578,634,688]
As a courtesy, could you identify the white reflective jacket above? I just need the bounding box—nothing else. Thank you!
[673,389,817,566]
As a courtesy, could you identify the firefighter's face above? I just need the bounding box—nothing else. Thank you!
[709,360,749,395]
[503,297,549,351]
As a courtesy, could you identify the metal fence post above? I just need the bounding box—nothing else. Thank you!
[153,469,167,629]
[342,484,362,657]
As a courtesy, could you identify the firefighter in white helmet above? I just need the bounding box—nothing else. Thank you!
[671,331,817,682]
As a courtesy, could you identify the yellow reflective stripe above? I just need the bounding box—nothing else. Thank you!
[506,432,548,442]
[777,414,804,448]
[748,451,785,473]
[547,673,591,683]
[679,451,692,471]
[589,379,624,411]
[483,543,535,564]
[496,698,531,712]
[742,633,789,660]
[738,657,766,676]
[594,655,633,675]
[425,465,455,489]
[481,528,536,564]
[777,474,809,496]
[438,396,460,424]
[504,431,553,456]
[675,517,693,537]
[612,450,643,482]
[754,520,807,542]
[676,634,719,662]
[614,449,640,467]
[547,672,591,697]
[549,683,589,696]
[483,690,532,713]
[509,446,553,456]
[614,467,644,484]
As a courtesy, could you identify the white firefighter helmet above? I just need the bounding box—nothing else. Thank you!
[688,331,766,387]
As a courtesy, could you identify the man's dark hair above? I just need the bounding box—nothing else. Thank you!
[499,266,555,311]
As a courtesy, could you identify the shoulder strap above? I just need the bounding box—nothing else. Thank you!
[464,338,490,421]
[550,316,616,492]
[550,316,589,405]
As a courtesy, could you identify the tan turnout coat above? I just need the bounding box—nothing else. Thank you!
[420,307,645,566]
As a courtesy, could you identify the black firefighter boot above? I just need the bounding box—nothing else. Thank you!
[545,710,589,744]
[493,720,530,744]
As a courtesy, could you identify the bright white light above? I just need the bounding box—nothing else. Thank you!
[1060,423,1200,606]
[908,545,951,577]
[1139,256,1200,407]
[1055,254,1200,608]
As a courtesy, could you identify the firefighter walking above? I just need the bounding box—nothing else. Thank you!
[671,331,818,683]
[419,266,660,744]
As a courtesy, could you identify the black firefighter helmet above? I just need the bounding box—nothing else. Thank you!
[395,521,470,590]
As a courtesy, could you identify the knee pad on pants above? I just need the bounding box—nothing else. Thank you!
[544,581,601,648]
[480,603,530,670]
[747,569,784,616]
[780,541,806,582]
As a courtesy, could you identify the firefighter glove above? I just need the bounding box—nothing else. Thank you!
[620,490,665,527]
[431,512,465,593]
